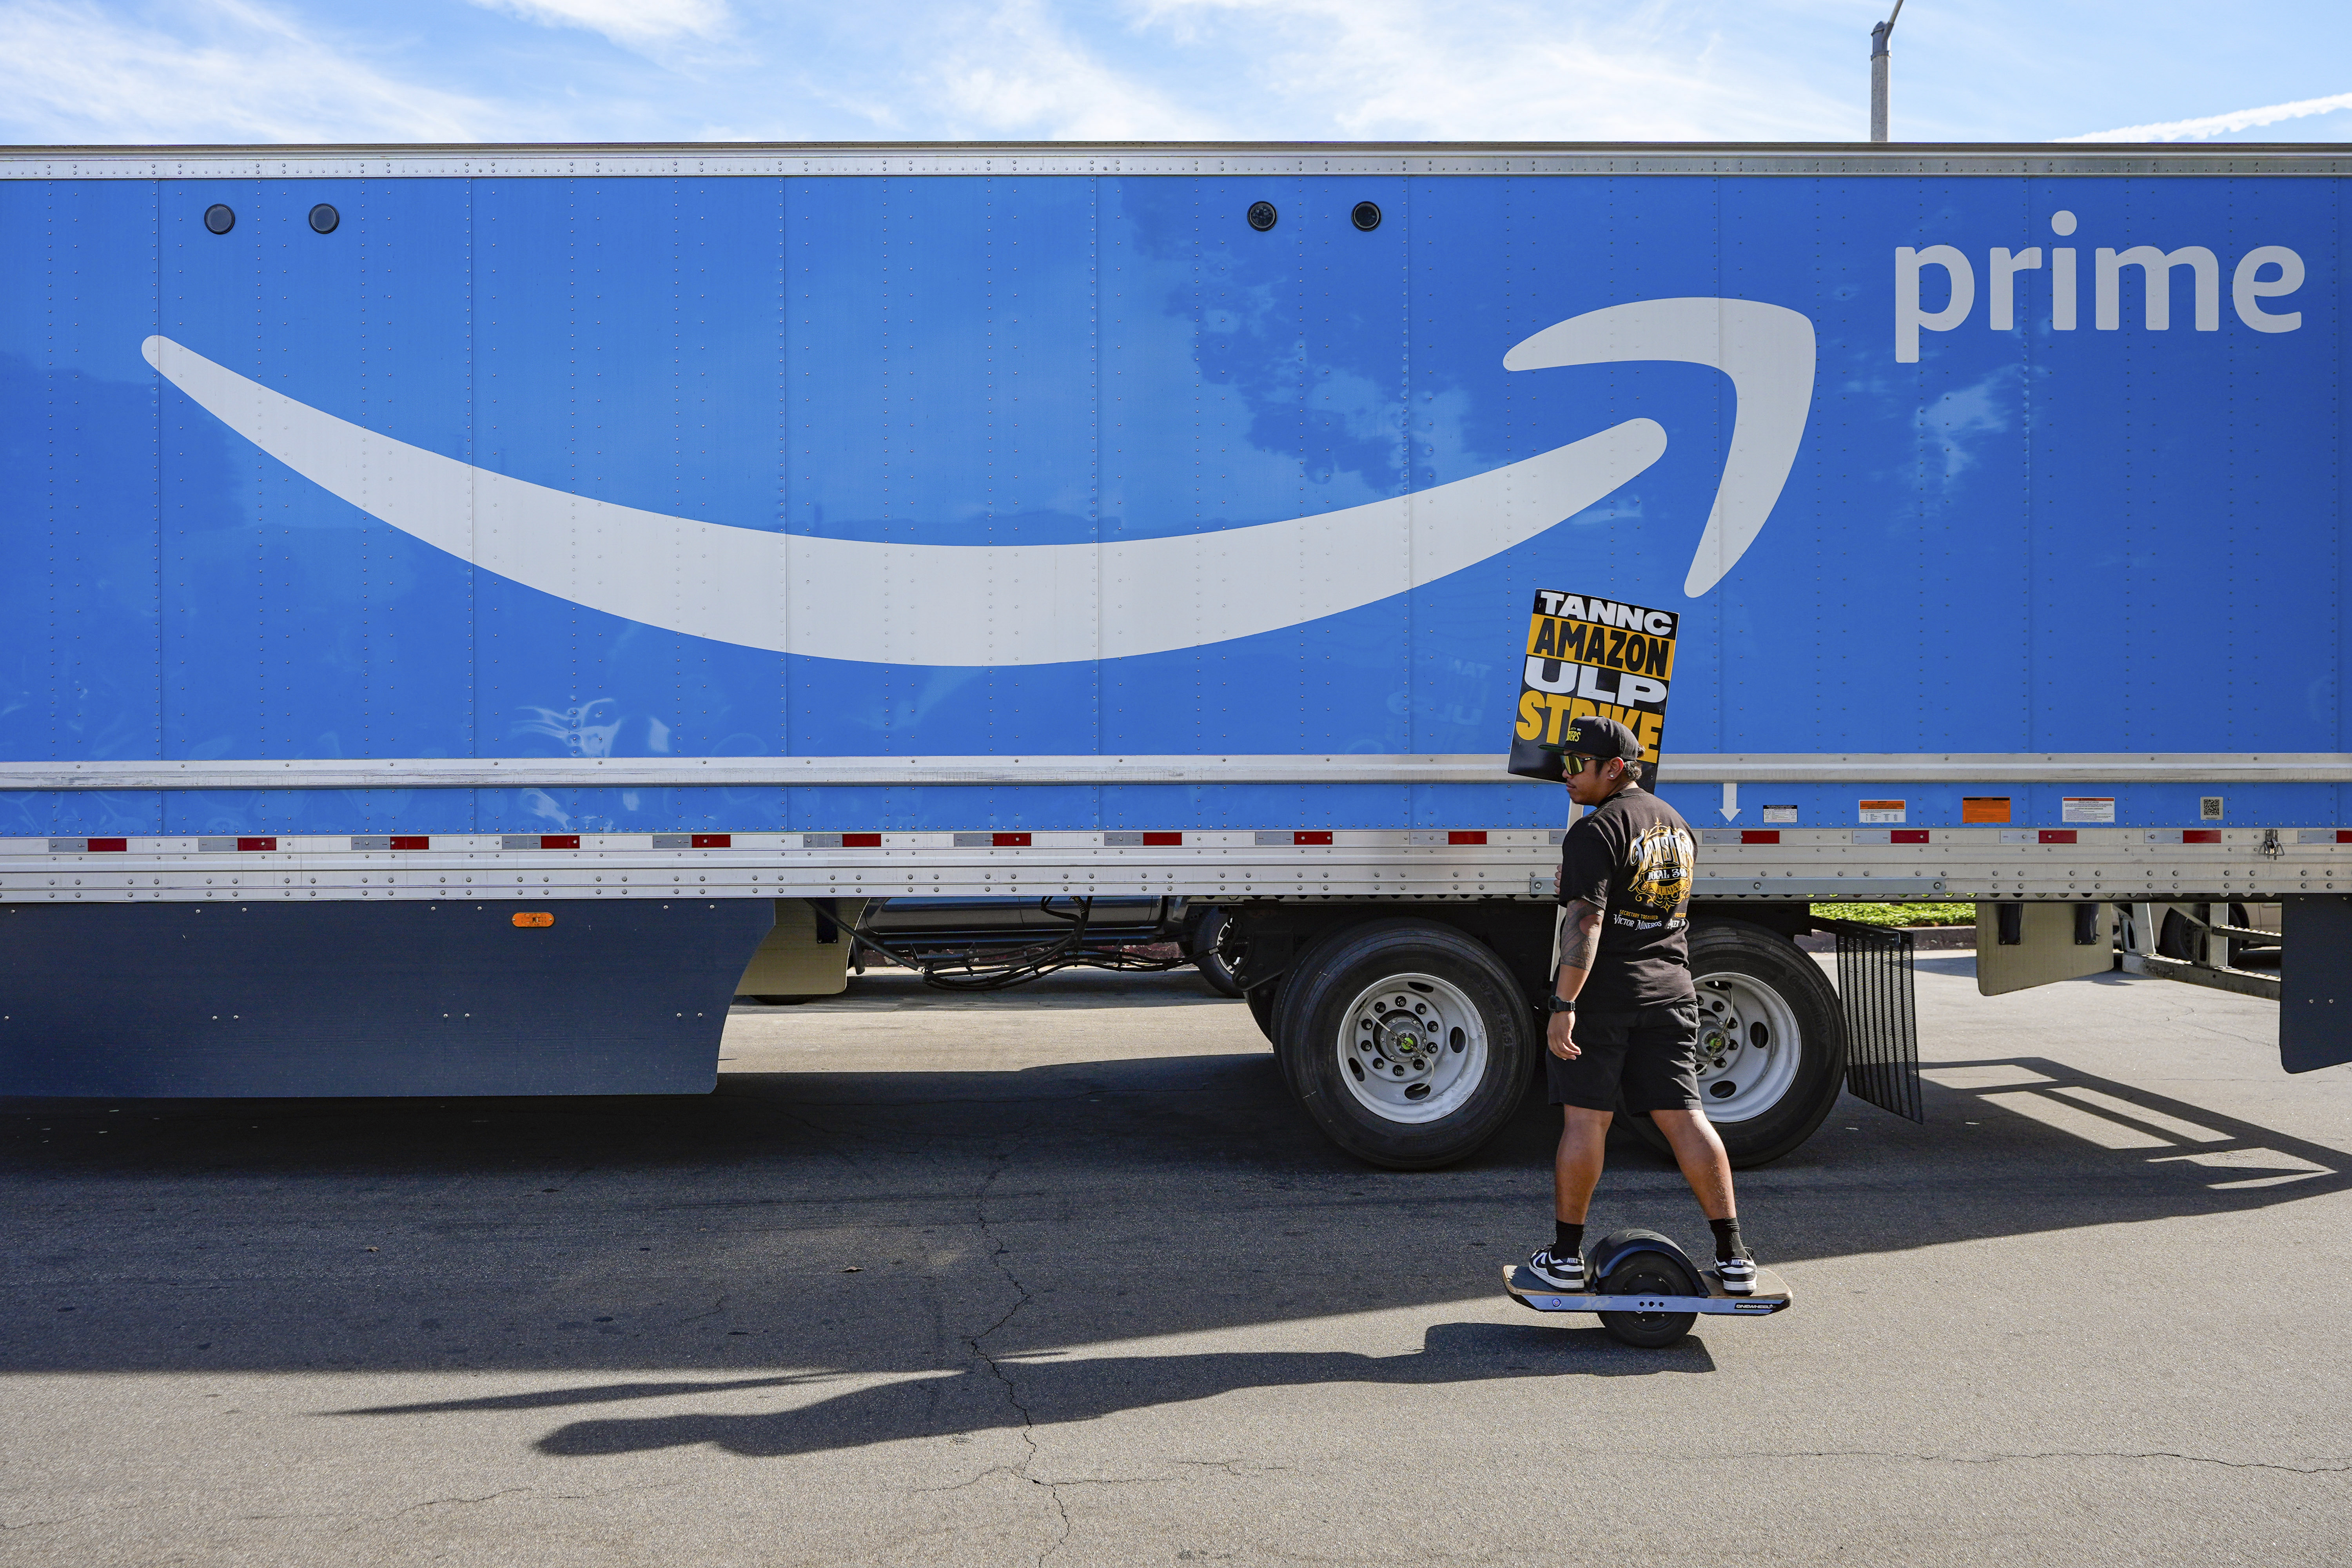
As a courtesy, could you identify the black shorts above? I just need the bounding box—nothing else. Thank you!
[1546,1000,1704,1114]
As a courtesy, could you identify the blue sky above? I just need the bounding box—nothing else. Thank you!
[2,0,2349,147]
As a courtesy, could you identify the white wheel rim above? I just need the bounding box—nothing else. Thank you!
[1690,969,1803,1123]
[1332,972,1490,1124]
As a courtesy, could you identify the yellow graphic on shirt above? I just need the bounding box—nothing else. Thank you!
[1622,821,1695,919]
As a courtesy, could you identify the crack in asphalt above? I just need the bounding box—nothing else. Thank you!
[965,1156,1074,1568]
[916,1457,1296,1496]
[383,1480,682,1519]
[1053,1459,1300,1486]
[387,1487,537,1517]
[1719,1448,2351,1475]
[0,1512,95,1532]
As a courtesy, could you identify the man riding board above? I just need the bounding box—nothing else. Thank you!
[1527,715,1757,1295]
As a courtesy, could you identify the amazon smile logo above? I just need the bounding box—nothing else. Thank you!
[143,298,1812,667]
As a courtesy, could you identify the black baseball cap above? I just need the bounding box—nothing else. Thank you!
[1559,714,1642,761]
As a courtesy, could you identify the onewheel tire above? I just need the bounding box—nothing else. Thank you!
[1597,1246,1701,1349]
[1623,921,1847,1169]
[1273,920,1534,1170]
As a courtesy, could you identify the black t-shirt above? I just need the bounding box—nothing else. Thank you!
[1556,784,1697,1011]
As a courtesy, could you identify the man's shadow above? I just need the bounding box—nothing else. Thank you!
[330,1321,1716,1459]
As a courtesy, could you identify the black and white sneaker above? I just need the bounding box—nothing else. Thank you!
[1528,1247,1588,1291]
[1715,1255,1758,1296]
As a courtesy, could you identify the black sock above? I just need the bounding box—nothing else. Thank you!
[1553,1221,1584,1258]
[1709,1217,1747,1262]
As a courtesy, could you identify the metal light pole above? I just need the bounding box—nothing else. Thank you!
[1869,0,1905,142]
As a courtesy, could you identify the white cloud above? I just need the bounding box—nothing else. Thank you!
[917,0,1221,139]
[2062,90,2352,144]
[1136,0,1847,141]
[466,0,731,49]
[0,0,506,143]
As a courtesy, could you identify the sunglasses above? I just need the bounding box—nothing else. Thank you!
[1563,754,1622,777]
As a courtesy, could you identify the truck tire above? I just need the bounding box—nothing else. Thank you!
[1273,919,1535,1170]
[1622,921,1846,1169]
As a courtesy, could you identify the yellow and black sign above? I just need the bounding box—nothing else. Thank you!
[1506,589,1677,782]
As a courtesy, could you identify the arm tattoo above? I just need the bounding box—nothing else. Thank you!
[1557,897,1604,978]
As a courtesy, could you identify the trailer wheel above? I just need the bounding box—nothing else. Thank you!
[1624,922,1846,1169]
[1186,906,1247,998]
[1274,920,1534,1170]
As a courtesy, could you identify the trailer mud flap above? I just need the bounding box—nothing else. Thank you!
[1821,920,1924,1123]
[2281,897,2352,1074]
[0,898,774,1097]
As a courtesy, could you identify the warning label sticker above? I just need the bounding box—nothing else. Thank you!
[1506,590,1678,782]
[2062,797,2117,824]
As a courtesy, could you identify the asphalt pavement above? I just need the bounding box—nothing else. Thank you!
[4,952,2348,1566]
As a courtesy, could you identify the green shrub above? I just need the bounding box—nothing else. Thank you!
[1810,901,1976,927]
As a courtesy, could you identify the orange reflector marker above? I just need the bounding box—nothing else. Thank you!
[512,911,555,928]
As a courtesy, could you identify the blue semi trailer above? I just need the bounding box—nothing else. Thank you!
[4,141,2350,1168]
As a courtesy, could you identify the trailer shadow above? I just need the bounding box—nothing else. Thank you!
[4,970,2348,1461]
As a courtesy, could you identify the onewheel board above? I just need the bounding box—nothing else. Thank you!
[1501,1263,1793,1317]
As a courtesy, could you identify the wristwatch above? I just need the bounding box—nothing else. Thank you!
[1544,995,1579,1014]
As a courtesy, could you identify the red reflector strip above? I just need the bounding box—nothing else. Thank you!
[1142,831,1183,846]
[1294,831,1333,846]
[2340,830,2352,845]
[2039,829,2076,844]
[86,837,125,853]
[1447,830,1488,846]
[1740,829,1780,845]
[2182,829,2221,844]
[390,835,429,850]
[540,834,580,850]
[1891,829,1929,844]
[992,831,1032,847]
[841,833,882,848]
[691,833,732,848]
[237,837,276,852]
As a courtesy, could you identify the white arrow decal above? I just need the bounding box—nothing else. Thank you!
[1504,298,1815,598]
[1720,780,1741,821]
[145,299,1808,665]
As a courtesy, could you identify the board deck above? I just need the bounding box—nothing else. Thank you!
[1501,1262,1792,1317]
